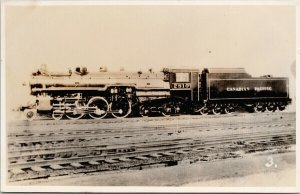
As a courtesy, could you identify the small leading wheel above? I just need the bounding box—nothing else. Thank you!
[111,98,132,118]
[254,102,265,113]
[212,105,222,115]
[199,106,209,115]
[24,109,37,121]
[88,97,109,119]
[161,103,172,117]
[52,110,64,120]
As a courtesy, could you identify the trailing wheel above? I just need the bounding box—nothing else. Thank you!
[161,102,173,117]
[139,105,149,117]
[88,97,109,119]
[111,98,132,118]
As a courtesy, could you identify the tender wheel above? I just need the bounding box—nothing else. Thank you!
[52,110,64,120]
[88,97,109,119]
[224,104,235,114]
[199,106,209,115]
[212,104,222,115]
[111,98,132,118]
[253,102,265,113]
[161,103,172,117]
[66,102,85,120]
[266,102,276,112]
[277,102,286,111]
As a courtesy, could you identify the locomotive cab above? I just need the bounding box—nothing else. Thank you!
[163,68,200,101]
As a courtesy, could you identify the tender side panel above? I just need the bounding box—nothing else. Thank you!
[208,78,288,100]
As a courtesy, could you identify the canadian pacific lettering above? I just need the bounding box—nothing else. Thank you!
[226,87,272,92]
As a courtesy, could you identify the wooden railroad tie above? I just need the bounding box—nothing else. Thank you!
[161,152,175,156]
[149,154,161,158]
[31,166,46,172]
[70,162,83,168]
[50,164,64,170]
[118,157,131,162]
[10,168,25,174]
[134,156,148,160]
[104,159,118,164]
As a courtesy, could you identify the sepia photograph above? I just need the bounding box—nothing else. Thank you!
[1,0,299,192]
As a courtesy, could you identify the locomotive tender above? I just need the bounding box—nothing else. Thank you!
[21,65,291,120]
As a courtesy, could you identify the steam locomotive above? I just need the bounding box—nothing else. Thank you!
[20,65,291,120]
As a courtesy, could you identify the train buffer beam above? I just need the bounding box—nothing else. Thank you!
[70,162,83,168]
[50,164,64,170]
[31,166,46,172]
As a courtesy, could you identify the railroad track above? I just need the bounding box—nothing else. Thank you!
[7,112,296,182]
[8,129,295,164]
[8,120,294,150]
[8,130,295,182]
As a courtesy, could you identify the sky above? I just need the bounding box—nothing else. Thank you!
[4,5,296,111]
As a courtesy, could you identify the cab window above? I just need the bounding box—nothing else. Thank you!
[176,73,190,82]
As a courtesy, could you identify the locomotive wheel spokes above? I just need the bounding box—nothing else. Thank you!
[87,97,109,119]
[199,106,209,115]
[65,109,85,120]
[254,102,265,113]
[212,104,222,115]
[65,102,85,120]
[52,110,64,120]
[111,98,132,118]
